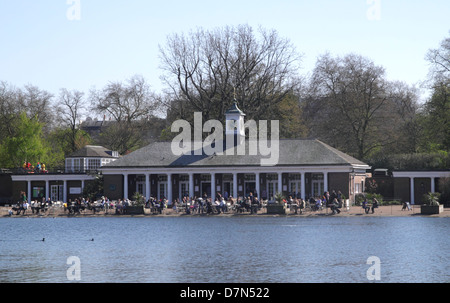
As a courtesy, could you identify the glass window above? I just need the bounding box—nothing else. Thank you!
[65,158,73,172]
[267,181,278,200]
[289,173,301,180]
[311,173,324,180]
[159,182,167,199]
[266,173,278,181]
[73,159,80,172]
[222,174,233,181]
[88,159,101,170]
[200,174,211,181]
[179,175,189,181]
[32,187,45,199]
[355,183,361,194]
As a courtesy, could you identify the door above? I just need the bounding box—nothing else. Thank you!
[51,185,63,202]
[179,181,189,199]
[312,180,323,197]
[289,181,301,198]
[136,181,146,197]
[222,181,233,199]
[244,182,256,197]
[267,181,278,202]
[158,182,167,200]
[201,182,211,198]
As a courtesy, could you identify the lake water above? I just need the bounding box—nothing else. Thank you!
[0,216,448,283]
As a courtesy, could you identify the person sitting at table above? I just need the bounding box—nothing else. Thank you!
[371,198,379,214]
[362,198,370,214]
[330,198,341,215]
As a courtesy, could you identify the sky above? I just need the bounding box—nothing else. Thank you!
[0,0,449,111]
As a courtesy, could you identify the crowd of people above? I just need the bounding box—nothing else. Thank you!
[286,190,347,215]
[21,161,48,174]
[170,192,241,215]
[9,188,383,216]
[9,191,51,215]
[9,194,128,216]
[64,196,135,215]
[170,189,349,215]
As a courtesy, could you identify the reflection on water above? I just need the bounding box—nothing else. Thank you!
[0,216,448,283]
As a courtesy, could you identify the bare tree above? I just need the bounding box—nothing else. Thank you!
[425,32,450,86]
[90,75,159,122]
[0,81,56,139]
[303,53,399,159]
[89,75,161,154]
[16,84,54,133]
[159,24,302,123]
[385,81,421,153]
[57,88,86,153]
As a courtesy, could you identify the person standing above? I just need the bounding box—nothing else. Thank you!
[20,191,27,203]
[323,191,330,207]
[337,190,343,208]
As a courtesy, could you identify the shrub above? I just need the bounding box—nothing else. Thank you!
[354,193,365,206]
[382,200,402,206]
[274,192,285,204]
[354,193,384,206]
[422,192,440,206]
[132,192,145,206]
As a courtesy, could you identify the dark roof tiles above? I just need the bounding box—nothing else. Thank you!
[102,139,368,168]
[67,145,118,158]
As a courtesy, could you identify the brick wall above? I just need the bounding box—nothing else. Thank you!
[329,173,350,198]
[103,175,124,200]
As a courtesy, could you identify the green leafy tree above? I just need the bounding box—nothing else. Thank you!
[0,112,50,168]
[269,93,308,139]
[303,53,420,160]
[419,84,450,151]
[46,127,92,168]
[420,32,450,152]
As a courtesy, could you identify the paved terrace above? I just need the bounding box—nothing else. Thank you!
[1,205,449,218]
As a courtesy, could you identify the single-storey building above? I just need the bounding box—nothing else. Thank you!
[370,170,450,205]
[10,145,119,203]
[100,103,371,203]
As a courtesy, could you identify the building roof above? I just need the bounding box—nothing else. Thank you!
[101,139,368,169]
[225,101,245,116]
[67,145,119,158]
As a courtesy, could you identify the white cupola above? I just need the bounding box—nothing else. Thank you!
[225,101,246,140]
